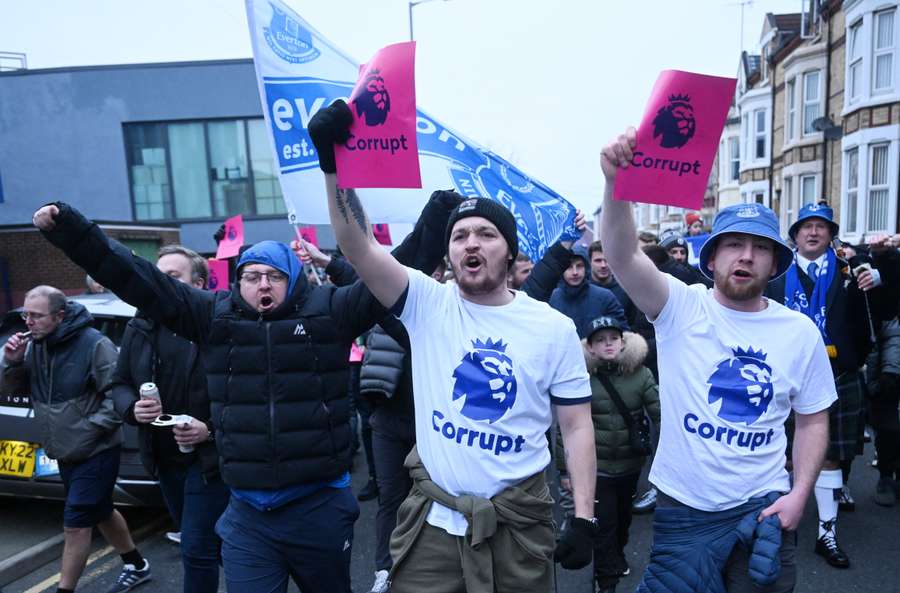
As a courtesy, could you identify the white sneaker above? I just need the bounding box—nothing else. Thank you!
[165,531,181,545]
[369,569,390,593]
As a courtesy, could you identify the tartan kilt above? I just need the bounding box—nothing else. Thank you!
[784,370,865,462]
[826,371,866,461]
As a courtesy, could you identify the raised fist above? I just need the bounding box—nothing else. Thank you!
[32,205,60,231]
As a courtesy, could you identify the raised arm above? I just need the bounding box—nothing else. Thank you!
[309,101,409,310]
[599,128,669,319]
[32,203,215,343]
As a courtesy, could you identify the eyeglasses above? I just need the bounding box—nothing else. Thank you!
[240,271,288,285]
[20,311,53,321]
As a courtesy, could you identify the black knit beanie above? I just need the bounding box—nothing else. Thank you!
[444,198,519,260]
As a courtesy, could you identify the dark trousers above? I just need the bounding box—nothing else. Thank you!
[358,394,377,481]
[872,372,900,478]
[216,487,359,593]
[370,407,416,571]
[157,461,231,593]
[593,472,640,587]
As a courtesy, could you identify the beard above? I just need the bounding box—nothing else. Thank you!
[454,262,509,296]
[713,268,769,302]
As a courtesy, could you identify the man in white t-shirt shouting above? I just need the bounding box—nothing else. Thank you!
[599,128,835,593]
[309,101,597,593]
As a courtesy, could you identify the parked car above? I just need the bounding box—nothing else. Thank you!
[0,293,163,506]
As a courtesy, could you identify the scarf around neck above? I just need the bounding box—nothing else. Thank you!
[784,249,835,351]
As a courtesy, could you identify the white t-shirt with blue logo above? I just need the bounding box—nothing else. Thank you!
[399,267,591,535]
[650,275,836,511]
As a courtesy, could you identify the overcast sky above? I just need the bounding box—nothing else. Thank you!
[2,0,806,216]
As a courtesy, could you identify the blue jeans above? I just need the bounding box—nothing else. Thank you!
[216,486,359,593]
[157,462,231,593]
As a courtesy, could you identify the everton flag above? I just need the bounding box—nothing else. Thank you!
[245,0,579,260]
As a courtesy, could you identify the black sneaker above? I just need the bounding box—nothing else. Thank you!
[632,487,657,514]
[357,478,379,501]
[874,476,897,507]
[105,559,151,592]
[814,521,849,569]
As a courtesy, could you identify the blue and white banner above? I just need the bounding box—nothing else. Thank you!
[685,234,708,268]
[245,0,579,260]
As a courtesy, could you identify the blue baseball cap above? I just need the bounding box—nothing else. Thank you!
[698,203,794,281]
[788,203,839,240]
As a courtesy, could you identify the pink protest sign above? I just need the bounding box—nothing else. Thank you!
[215,215,245,259]
[207,259,229,292]
[372,224,392,246]
[335,42,421,189]
[614,70,736,209]
[296,225,319,247]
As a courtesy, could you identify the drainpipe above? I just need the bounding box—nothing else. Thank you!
[822,12,833,202]
[769,55,775,209]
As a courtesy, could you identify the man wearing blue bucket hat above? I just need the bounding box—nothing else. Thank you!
[597,128,835,593]
[767,202,882,569]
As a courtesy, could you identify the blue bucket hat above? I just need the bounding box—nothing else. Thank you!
[698,203,794,281]
[788,203,839,240]
[236,240,303,295]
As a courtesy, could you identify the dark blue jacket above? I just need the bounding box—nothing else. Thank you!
[767,253,877,373]
[550,247,626,338]
[638,492,784,593]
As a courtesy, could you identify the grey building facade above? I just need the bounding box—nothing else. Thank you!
[0,58,337,253]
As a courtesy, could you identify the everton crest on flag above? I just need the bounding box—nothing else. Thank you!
[245,0,579,260]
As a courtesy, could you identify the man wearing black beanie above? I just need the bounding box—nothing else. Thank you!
[310,100,598,593]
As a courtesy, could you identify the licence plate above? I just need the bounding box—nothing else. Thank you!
[0,440,38,477]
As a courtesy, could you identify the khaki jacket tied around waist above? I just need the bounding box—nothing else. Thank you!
[389,446,556,593]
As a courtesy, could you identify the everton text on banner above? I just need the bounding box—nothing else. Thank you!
[334,42,421,189]
[613,70,736,210]
[244,0,579,261]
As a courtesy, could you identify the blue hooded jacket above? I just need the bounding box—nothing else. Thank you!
[550,244,627,338]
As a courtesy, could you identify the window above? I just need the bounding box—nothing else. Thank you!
[729,137,740,181]
[125,118,285,222]
[848,20,863,101]
[754,109,767,159]
[800,174,817,206]
[868,143,890,231]
[168,122,211,219]
[873,9,895,93]
[784,176,794,224]
[845,148,859,234]
[754,192,765,204]
[802,71,821,135]
[248,119,286,215]
[786,78,796,140]
[125,124,172,220]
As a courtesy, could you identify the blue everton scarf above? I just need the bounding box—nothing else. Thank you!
[784,248,835,351]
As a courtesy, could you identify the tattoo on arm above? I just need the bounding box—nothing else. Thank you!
[335,188,369,234]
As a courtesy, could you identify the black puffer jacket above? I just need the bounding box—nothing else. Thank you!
[110,316,218,479]
[41,199,452,489]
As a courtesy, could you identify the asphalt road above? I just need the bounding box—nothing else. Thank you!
[4,442,898,593]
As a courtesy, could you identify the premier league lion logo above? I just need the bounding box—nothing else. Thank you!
[707,347,774,426]
[451,338,517,423]
[652,93,696,149]
[352,70,391,127]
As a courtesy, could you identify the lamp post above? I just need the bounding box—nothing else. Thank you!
[408,0,449,41]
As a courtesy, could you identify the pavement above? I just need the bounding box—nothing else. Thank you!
[3,442,899,593]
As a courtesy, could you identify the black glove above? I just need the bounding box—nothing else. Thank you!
[430,189,465,211]
[213,223,226,245]
[554,517,597,569]
[308,99,354,174]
